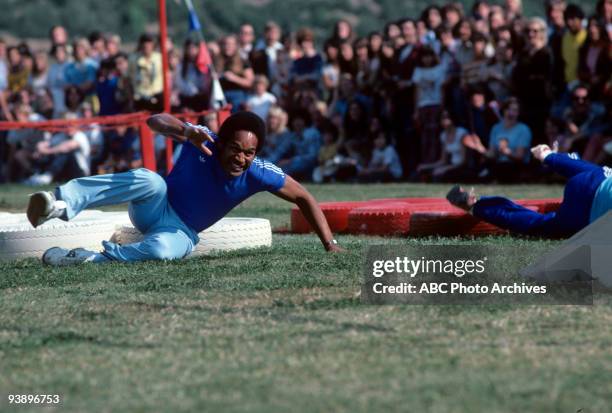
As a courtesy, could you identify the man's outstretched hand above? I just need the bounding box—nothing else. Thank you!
[531,142,558,162]
[147,113,216,156]
[326,243,346,253]
[186,125,215,156]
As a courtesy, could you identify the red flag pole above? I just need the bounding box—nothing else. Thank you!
[158,0,174,172]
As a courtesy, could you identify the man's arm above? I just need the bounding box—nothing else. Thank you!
[146,113,215,155]
[273,175,343,252]
[37,139,79,155]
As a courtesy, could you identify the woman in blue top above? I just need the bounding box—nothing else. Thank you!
[447,143,612,238]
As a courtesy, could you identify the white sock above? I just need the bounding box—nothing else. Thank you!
[92,253,110,263]
[52,200,68,219]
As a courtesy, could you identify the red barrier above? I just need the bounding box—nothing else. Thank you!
[0,106,233,174]
[0,112,146,132]
[138,120,157,171]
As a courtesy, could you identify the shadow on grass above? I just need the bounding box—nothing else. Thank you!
[0,326,158,350]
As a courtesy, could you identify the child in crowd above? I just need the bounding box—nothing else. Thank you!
[246,75,277,120]
[358,133,403,182]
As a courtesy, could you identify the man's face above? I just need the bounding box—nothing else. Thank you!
[265,26,280,44]
[75,42,88,61]
[240,25,255,46]
[428,9,442,28]
[255,81,267,95]
[445,10,460,27]
[107,39,120,56]
[572,88,590,112]
[142,41,155,56]
[402,21,416,43]
[337,21,351,39]
[52,26,68,45]
[116,56,128,74]
[566,16,582,33]
[459,22,471,41]
[222,37,237,56]
[550,5,565,28]
[471,93,485,108]
[218,130,258,177]
[504,103,519,121]
[369,34,382,51]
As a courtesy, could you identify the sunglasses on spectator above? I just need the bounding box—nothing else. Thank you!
[572,95,588,102]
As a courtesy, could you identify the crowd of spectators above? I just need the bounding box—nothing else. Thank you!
[0,0,610,185]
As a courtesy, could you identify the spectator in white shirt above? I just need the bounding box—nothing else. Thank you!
[25,113,91,185]
[412,46,446,163]
[246,75,277,120]
[417,110,471,182]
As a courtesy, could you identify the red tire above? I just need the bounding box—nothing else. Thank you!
[291,201,370,233]
[370,197,447,205]
[347,202,414,235]
[291,199,429,233]
[408,210,507,237]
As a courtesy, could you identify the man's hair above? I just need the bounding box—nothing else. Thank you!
[296,28,314,45]
[564,4,584,20]
[88,31,104,45]
[443,3,463,16]
[471,31,488,44]
[265,21,281,32]
[253,74,269,88]
[218,111,267,153]
[546,0,566,15]
[138,33,156,51]
[114,51,128,61]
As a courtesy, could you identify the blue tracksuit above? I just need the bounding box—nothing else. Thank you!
[472,153,612,237]
[55,125,286,262]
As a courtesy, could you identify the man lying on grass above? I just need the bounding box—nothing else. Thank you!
[447,143,612,237]
[26,111,343,266]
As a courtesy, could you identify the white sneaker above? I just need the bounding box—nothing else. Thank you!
[42,247,97,266]
[26,191,66,227]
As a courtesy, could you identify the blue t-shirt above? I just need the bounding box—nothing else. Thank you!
[96,76,120,116]
[165,125,286,232]
[489,121,532,163]
[64,59,98,88]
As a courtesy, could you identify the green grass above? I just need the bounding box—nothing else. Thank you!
[1,183,611,413]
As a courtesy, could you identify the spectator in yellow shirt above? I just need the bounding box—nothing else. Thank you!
[131,33,164,112]
[561,4,587,85]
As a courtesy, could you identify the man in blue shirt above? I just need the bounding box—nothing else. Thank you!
[28,111,342,266]
[447,144,612,238]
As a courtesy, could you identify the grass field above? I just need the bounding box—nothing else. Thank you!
[1,182,611,413]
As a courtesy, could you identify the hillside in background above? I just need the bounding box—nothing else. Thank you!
[0,0,597,44]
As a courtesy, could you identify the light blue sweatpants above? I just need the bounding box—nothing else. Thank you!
[56,168,199,262]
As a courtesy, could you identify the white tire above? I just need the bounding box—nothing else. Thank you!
[0,211,131,261]
[111,217,272,257]
[0,218,116,260]
[85,210,132,226]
